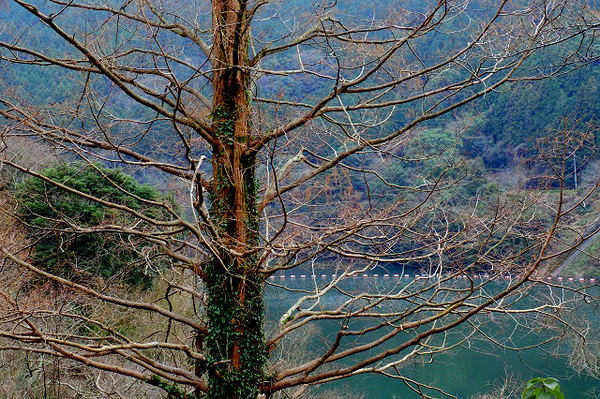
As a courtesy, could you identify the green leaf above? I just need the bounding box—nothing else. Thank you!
[522,387,543,398]
[543,380,559,391]
[522,377,564,399]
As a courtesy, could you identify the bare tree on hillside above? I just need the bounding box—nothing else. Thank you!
[0,0,599,398]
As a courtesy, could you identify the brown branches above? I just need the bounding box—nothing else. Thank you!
[0,0,599,397]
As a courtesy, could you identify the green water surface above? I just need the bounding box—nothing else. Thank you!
[265,276,600,398]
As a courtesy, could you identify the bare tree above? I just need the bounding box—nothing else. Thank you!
[0,0,599,398]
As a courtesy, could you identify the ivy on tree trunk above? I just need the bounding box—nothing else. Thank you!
[205,0,266,397]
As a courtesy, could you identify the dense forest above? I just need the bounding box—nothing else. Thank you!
[3,1,599,176]
[4,0,598,272]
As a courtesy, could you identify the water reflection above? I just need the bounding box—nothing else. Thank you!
[265,275,600,398]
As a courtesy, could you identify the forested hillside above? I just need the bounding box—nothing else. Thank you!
[2,1,598,175]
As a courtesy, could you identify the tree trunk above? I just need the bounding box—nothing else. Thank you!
[205,1,265,398]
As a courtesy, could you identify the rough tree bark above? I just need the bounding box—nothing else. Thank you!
[206,1,265,397]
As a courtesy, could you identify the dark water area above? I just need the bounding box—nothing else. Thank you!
[265,276,600,398]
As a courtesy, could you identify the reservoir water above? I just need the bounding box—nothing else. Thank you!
[265,274,600,398]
